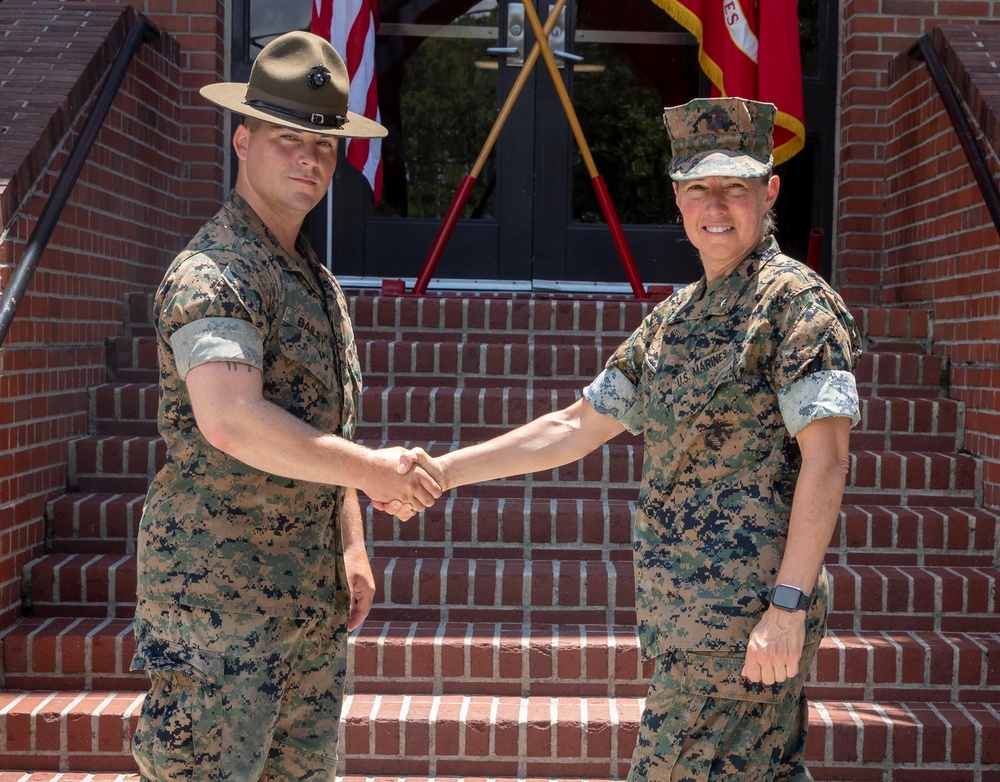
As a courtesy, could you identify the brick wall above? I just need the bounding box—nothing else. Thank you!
[0,0,224,627]
[837,6,1000,507]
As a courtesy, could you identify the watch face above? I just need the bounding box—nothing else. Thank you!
[772,584,804,610]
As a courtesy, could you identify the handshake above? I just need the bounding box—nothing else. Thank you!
[357,398,622,521]
[364,446,448,521]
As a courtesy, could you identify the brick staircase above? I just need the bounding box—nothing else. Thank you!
[1,292,999,781]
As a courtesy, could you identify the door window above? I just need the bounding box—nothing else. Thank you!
[232,0,838,286]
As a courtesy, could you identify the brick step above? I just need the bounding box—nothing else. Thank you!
[90,381,961,450]
[105,335,946,397]
[340,696,1000,778]
[6,611,1000,703]
[67,433,983,504]
[91,383,159,436]
[21,553,1000,632]
[361,340,945,397]
[47,493,144,554]
[853,305,931,343]
[47,491,998,569]
[829,504,998,567]
[0,689,993,778]
[843,449,979,507]
[0,775,136,781]
[351,625,1000,704]
[355,391,962,450]
[853,396,962,451]
[121,291,154,336]
[105,334,158,384]
[119,293,928,347]
[348,293,652,341]
[0,689,143,773]
[360,340,948,404]
[1,618,140,690]
[68,434,164,493]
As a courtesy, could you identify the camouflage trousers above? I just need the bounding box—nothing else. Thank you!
[629,642,819,782]
[130,594,349,781]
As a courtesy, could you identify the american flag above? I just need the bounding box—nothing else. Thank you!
[311,0,384,203]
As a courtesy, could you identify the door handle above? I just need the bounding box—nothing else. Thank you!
[496,1,576,68]
[552,49,584,63]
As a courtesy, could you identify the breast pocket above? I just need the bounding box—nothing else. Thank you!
[277,308,337,390]
[670,348,770,488]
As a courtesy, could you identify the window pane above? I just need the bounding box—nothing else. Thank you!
[375,2,500,219]
[250,0,311,55]
[572,2,698,225]
[799,0,819,77]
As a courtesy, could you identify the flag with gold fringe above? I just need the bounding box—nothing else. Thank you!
[651,0,806,166]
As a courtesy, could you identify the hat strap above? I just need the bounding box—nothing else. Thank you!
[244,99,348,129]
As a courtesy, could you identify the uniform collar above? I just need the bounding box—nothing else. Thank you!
[669,236,781,321]
[223,191,325,295]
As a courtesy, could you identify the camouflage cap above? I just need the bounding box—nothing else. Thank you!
[663,98,776,180]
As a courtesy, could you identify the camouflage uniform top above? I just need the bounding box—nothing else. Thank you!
[138,191,361,619]
[584,237,861,657]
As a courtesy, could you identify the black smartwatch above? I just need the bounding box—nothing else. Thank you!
[768,584,811,612]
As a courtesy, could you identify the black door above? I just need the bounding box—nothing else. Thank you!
[326,0,703,288]
[234,0,838,288]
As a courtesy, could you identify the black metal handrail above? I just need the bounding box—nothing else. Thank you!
[0,14,160,347]
[912,33,1000,237]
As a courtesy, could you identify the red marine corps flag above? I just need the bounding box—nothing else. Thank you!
[311,0,384,202]
[651,0,806,165]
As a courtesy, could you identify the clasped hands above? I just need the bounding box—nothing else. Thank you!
[366,447,444,521]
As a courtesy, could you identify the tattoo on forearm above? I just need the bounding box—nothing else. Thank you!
[225,362,252,373]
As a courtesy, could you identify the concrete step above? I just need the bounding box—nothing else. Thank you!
[1,689,991,778]
[47,491,999,567]
[21,553,1000,634]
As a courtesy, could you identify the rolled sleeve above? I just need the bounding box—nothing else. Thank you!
[170,317,264,380]
[778,369,861,438]
[583,367,644,435]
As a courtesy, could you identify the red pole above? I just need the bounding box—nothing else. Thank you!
[592,175,646,299]
[413,174,478,295]
[520,0,647,300]
[410,0,568,296]
[807,228,823,272]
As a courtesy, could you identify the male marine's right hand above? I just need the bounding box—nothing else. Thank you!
[359,447,442,519]
[370,447,446,519]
